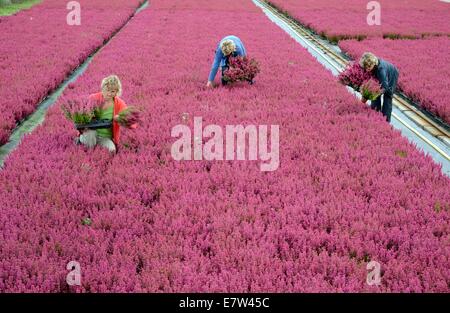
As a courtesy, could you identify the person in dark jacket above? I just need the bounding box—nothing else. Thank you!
[360,52,399,122]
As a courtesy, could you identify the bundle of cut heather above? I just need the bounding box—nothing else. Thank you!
[223,56,260,83]
[116,107,141,129]
[360,78,383,101]
[338,62,373,89]
[61,97,101,125]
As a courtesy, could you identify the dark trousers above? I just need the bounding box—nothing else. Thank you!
[370,75,398,123]
[221,65,229,85]
[371,94,393,123]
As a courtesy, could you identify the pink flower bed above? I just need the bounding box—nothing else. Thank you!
[0,0,449,292]
[339,37,450,124]
[267,0,450,41]
[0,0,143,145]
[338,62,374,89]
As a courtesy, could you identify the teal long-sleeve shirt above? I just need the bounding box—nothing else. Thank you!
[208,35,247,82]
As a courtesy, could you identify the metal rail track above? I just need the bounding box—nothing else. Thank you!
[255,0,450,162]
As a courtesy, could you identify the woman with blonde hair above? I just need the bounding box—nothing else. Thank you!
[76,75,137,153]
[360,52,399,123]
[207,35,247,87]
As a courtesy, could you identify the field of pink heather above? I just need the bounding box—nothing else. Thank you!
[339,37,450,124]
[0,0,449,292]
[267,0,450,41]
[0,0,143,145]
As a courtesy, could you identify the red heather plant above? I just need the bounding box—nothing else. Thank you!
[338,62,373,90]
[360,79,383,101]
[223,56,261,83]
[116,107,141,129]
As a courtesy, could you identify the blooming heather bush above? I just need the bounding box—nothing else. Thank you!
[116,107,141,129]
[338,62,373,90]
[339,37,450,124]
[223,56,261,84]
[0,0,143,145]
[360,79,382,101]
[0,0,449,293]
[61,97,101,125]
[267,0,450,42]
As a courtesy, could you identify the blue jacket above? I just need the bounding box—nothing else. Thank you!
[374,59,399,96]
[208,35,247,82]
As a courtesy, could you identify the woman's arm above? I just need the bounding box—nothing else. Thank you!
[208,47,223,83]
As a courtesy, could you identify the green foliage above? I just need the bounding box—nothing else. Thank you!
[395,150,408,158]
[0,0,41,16]
[81,217,92,226]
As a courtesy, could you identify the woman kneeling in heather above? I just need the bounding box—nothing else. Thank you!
[76,75,137,153]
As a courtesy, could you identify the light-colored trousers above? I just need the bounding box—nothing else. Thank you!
[79,130,116,153]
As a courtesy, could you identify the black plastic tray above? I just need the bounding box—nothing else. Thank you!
[75,120,112,130]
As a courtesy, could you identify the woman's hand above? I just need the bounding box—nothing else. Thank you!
[77,128,88,137]
[113,114,119,121]
[206,81,214,88]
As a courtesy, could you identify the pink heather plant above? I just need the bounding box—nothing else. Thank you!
[61,97,102,125]
[267,0,450,42]
[223,56,261,84]
[0,0,143,145]
[116,107,141,129]
[338,62,373,90]
[360,79,383,101]
[0,0,449,293]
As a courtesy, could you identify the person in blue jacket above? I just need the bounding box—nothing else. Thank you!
[360,52,399,123]
[206,35,247,88]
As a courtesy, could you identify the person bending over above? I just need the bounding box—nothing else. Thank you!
[360,52,399,123]
[206,35,247,88]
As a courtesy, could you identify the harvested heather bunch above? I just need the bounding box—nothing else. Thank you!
[116,106,141,128]
[338,62,373,89]
[360,78,383,101]
[61,97,101,125]
[223,56,260,83]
